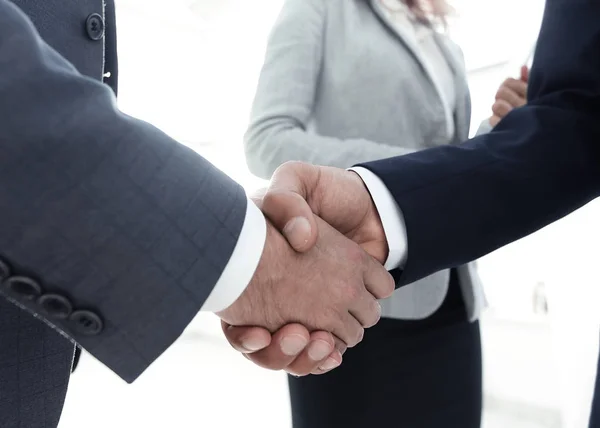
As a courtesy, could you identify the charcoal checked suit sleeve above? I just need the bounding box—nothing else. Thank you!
[0,0,265,383]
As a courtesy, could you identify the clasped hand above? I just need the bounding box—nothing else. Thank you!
[216,162,394,376]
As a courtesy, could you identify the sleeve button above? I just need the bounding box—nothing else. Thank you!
[2,276,43,300]
[69,310,104,336]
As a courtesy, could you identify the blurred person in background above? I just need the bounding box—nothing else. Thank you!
[244,0,528,426]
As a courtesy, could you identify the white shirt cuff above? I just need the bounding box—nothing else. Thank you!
[200,198,267,312]
[349,167,408,270]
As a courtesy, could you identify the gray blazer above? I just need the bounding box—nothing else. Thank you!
[245,0,485,321]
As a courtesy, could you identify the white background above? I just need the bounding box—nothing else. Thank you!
[58,1,600,427]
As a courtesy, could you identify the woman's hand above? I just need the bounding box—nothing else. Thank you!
[489,65,529,127]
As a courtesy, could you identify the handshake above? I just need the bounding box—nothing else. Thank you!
[217,162,395,376]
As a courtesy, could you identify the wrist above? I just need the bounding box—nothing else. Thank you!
[348,170,389,265]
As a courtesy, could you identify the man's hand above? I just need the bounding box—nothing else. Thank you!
[221,321,345,376]
[262,161,388,262]
[217,212,394,348]
[221,162,390,375]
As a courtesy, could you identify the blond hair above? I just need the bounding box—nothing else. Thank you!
[402,0,453,24]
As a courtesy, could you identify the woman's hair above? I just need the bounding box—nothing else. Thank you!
[403,0,452,23]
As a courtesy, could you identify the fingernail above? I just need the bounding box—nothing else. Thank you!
[308,340,332,361]
[241,336,267,352]
[319,358,340,371]
[280,334,308,356]
[282,217,311,249]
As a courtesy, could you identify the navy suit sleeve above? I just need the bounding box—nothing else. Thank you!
[359,0,600,286]
[0,1,247,382]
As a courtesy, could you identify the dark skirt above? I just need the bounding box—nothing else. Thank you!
[288,269,482,428]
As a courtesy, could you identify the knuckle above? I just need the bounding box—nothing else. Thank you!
[260,191,276,210]
[277,160,304,174]
[492,101,509,116]
[322,307,341,330]
[345,244,365,265]
[335,320,357,347]
[343,283,360,302]
[496,87,511,100]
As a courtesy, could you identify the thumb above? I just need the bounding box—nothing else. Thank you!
[262,162,320,253]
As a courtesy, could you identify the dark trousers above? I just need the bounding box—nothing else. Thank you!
[288,270,482,428]
[0,299,74,428]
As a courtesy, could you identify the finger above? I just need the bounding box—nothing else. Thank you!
[332,312,365,348]
[520,65,529,83]
[311,350,344,375]
[221,321,272,353]
[496,86,525,108]
[333,335,348,356]
[362,254,395,300]
[349,292,382,328]
[286,331,336,376]
[249,188,268,207]
[242,324,311,370]
[309,336,346,375]
[499,78,528,100]
[262,162,320,252]
[492,99,513,119]
[489,115,501,127]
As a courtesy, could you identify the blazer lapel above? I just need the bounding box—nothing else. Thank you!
[433,32,471,140]
[370,0,471,140]
[370,0,439,94]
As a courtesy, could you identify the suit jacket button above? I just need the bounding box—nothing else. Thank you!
[70,310,103,336]
[0,259,11,280]
[38,293,73,319]
[85,13,105,41]
[2,276,42,300]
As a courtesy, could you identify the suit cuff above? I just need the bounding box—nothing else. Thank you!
[349,167,408,270]
[200,198,266,312]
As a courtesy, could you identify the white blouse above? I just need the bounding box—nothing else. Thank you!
[378,0,456,139]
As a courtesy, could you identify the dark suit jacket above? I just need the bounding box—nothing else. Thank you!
[1,0,249,426]
[360,1,600,425]
[361,0,600,286]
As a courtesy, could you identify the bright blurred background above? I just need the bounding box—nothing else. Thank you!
[58,1,600,427]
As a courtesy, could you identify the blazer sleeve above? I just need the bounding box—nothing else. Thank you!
[244,0,418,180]
[358,0,600,286]
[0,1,248,383]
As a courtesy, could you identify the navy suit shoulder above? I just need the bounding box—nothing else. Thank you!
[360,0,600,286]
